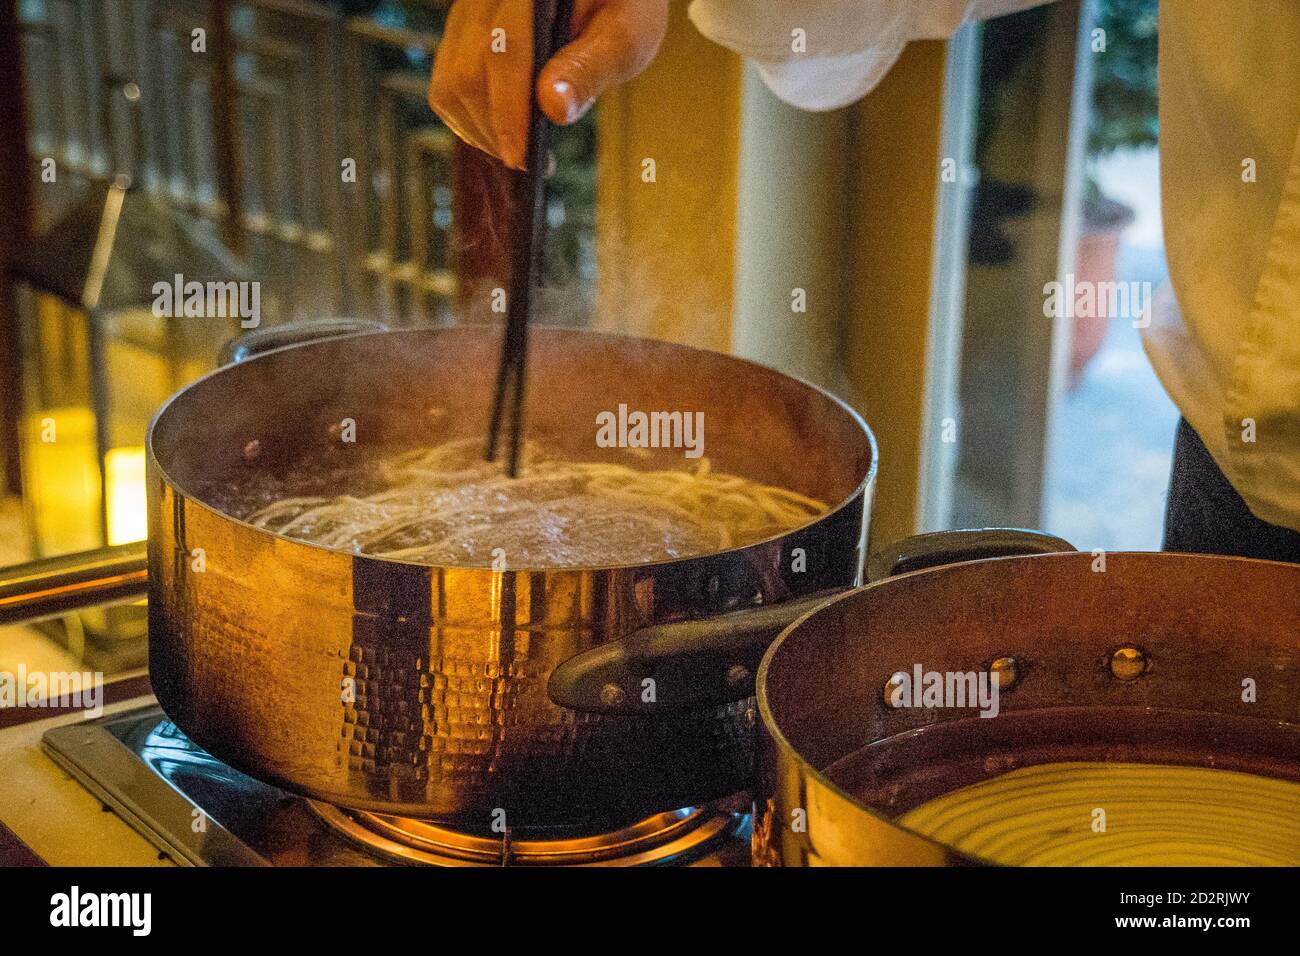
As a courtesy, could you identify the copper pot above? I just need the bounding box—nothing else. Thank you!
[146,324,876,827]
[753,533,1300,865]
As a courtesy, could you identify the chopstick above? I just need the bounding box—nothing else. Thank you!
[485,0,574,478]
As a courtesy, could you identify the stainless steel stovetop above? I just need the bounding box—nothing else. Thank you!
[42,705,752,867]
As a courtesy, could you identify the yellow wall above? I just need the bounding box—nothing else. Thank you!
[594,13,951,550]
[844,42,949,549]
[593,1,743,352]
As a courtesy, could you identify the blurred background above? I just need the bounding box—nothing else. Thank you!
[0,0,1168,679]
[1038,0,1175,552]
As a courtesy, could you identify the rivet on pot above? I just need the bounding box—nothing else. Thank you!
[726,664,750,689]
[600,683,626,707]
[882,671,908,708]
[1109,646,1148,681]
[242,439,262,461]
[989,656,1019,691]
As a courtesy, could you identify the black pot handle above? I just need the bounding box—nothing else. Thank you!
[866,527,1076,583]
[547,528,1074,716]
[547,589,843,716]
[219,318,389,365]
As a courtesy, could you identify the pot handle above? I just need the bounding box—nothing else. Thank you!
[547,528,1074,716]
[547,589,844,716]
[866,527,1076,582]
[219,318,389,365]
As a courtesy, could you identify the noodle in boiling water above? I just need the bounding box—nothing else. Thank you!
[244,438,826,568]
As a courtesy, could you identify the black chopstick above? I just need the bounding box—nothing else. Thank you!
[485,0,573,478]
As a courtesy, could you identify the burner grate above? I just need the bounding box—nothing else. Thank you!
[42,705,751,867]
[312,801,742,867]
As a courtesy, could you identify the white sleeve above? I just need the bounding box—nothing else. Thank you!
[687,0,1056,111]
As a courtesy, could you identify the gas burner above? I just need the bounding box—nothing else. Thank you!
[310,801,748,868]
[312,800,743,866]
[42,705,752,867]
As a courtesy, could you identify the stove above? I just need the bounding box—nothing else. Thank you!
[42,705,752,867]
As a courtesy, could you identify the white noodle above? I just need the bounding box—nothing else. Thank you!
[245,437,827,568]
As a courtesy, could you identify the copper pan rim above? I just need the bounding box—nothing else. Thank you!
[145,324,879,575]
[146,323,878,821]
[755,554,997,865]
[754,549,1300,867]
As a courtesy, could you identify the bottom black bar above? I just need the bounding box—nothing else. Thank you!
[0,865,1289,941]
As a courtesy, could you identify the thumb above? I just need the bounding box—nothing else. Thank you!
[536,2,668,125]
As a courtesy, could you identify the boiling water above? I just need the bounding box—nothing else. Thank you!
[200,439,825,568]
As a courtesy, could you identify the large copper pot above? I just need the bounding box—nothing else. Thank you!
[147,325,876,827]
[754,537,1300,865]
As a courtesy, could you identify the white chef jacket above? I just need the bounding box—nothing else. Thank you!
[688,0,1300,532]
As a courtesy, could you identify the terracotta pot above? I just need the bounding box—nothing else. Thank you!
[1070,195,1136,385]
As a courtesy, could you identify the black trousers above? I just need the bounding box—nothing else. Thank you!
[1163,418,1300,562]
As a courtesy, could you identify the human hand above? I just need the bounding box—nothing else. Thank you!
[428,0,669,169]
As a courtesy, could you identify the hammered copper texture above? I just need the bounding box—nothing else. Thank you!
[147,327,876,825]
